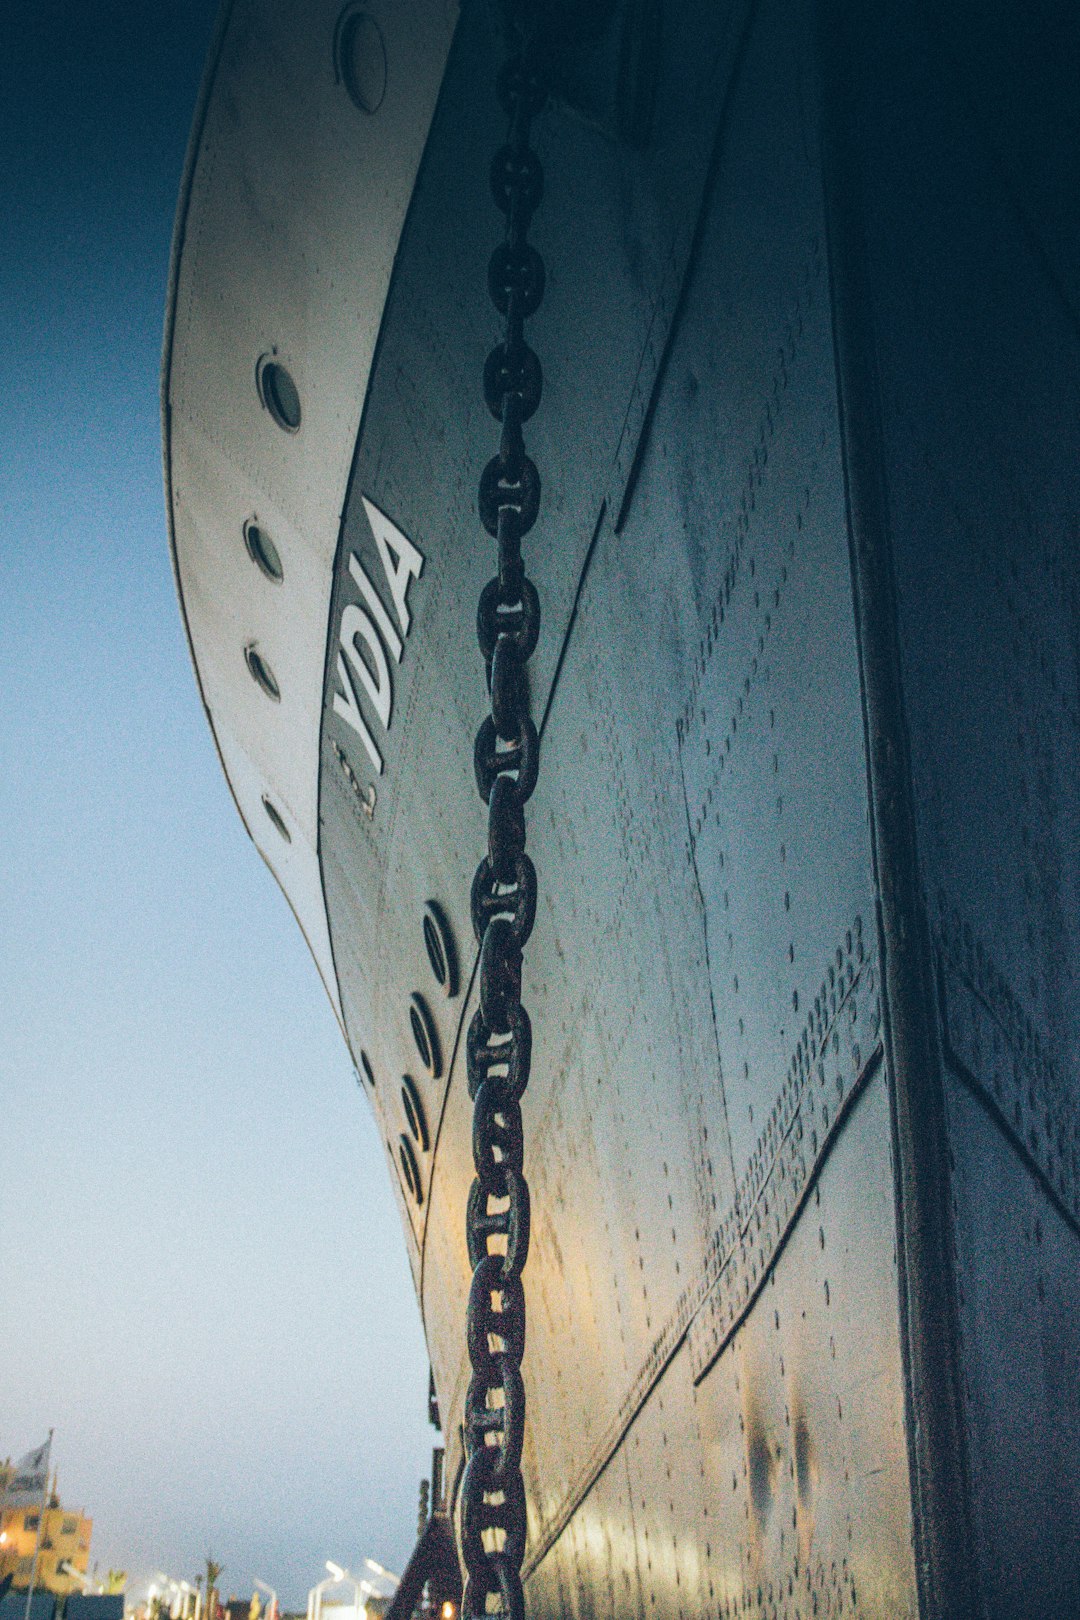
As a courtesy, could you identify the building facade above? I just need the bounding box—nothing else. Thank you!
[0,1489,92,1595]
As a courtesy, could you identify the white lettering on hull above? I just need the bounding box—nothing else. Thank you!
[350,552,403,662]
[362,494,423,635]
[332,497,425,778]
[334,652,384,774]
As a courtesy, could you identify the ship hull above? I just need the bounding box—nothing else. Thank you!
[165,0,1080,1614]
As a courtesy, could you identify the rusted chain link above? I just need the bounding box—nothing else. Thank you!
[460,17,548,1620]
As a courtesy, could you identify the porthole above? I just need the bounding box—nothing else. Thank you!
[261,795,291,842]
[401,1075,429,1153]
[422,900,458,998]
[408,991,441,1079]
[244,519,284,583]
[399,1134,423,1205]
[359,1050,376,1089]
[257,355,302,432]
[245,642,281,701]
[334,9,387,114]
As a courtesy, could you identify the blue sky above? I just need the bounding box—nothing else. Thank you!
[0,4,431,1604]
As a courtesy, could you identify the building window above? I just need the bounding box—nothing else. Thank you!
[24,1515,39,1532]
[61,1520,77,1536]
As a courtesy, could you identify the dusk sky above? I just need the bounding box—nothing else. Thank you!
[1,3,432,1605]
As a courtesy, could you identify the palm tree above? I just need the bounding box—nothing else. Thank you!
[205,1558,224,1620]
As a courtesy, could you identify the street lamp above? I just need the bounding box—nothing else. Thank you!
[254,1579,277,1620]
[309,1567,345,1620]
[362,1563,398,1590]
[309,1564,377,1620]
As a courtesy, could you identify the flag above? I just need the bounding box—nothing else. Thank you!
[4,1439,51,1506]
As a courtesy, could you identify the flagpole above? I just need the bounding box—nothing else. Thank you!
[23,1430,53,1620]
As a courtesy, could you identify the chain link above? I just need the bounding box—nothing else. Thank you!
[461,17,549,1620]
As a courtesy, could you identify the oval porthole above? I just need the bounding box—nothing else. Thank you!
[359,1049,376,1089]
[398,1134,423,1205]
[261,794,291,842]
[422,900,458,998]
[334,9,387,114]
[408,991,441,1079]
[244,519,284,583]
[401,1075,429,1153]
[244,642,281,701]
[257,356,302,433]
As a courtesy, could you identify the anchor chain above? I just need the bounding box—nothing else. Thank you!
[461,16,548,1620]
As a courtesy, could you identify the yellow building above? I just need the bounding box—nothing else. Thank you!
[0,1478,92,1596]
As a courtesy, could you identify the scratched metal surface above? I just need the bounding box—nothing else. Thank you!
[317,0,920,1611]
[166,0,1080,1607]
[847,1,1080,1611]
[318,0,751,1264]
